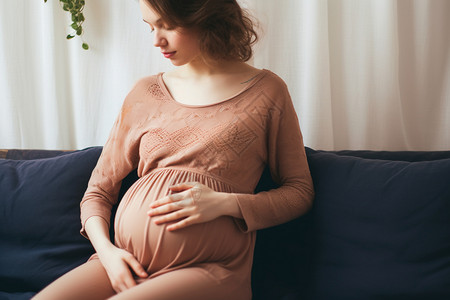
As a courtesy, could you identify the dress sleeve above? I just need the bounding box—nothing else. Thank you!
[80,95,141,238]
[234,84,314,232]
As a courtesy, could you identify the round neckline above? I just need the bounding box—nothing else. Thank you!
[157,69,268,108]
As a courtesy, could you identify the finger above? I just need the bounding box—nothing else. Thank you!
[148,197,193,217]
[147,202,178,216]
[125,255,148,278]
[123,272,137,290]
[115,283,127,293]
[111,282,122,293]
[167,215,199,231]
[114,267,136,291]
[150,192,184,209]
[169,182,200,192]
[153,207,193,225]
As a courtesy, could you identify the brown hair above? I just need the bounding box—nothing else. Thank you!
[144,0,258,62]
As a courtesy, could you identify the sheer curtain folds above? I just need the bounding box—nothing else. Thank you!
[1,0,449,150]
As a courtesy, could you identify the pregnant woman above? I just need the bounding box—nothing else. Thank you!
[33,0,314,299]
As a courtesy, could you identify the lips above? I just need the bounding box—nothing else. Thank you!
[162,51,176,58]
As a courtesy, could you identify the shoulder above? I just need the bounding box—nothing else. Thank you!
[253,69,292,108]
[117,74,162,122]
[128,73,161,94]
[259,69,289,90]
[121,73,163,106]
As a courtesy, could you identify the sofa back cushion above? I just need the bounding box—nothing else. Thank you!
[303,148,450,300]
[0,147,101,293]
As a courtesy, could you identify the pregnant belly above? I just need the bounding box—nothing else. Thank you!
[113,168,251,272]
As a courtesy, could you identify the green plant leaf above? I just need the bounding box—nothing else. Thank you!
[48,0,89,50]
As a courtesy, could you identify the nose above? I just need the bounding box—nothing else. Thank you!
[153,31,167,48]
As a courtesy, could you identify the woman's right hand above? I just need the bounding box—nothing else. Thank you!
[84,216,148,293]
[97,244,148,293]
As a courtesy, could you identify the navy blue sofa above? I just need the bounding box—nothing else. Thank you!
[1,147,449,300]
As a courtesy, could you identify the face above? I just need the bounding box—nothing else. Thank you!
[139,0,202,66]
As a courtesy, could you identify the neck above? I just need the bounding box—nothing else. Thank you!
[178,58,250,78]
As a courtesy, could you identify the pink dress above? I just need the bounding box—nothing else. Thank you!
[80,69,314,299]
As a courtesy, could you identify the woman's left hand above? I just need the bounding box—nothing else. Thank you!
[147,182,235,231]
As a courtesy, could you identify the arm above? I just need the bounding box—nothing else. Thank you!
[80,82,146,291]
[80,94,141,237]
[233,83,314,232]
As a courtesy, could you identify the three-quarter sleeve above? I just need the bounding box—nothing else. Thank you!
[234,83,314,232]
[80,95,141,238]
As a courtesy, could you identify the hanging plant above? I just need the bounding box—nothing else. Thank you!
[44,0,89,50]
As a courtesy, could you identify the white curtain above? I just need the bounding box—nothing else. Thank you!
[1,0,449,151]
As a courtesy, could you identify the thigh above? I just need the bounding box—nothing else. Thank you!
[109,267,241,300]
[32,259,115,300]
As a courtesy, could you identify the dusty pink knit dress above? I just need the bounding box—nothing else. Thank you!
[80,69,314,300]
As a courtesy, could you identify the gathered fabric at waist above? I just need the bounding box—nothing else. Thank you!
[136,166,242,194]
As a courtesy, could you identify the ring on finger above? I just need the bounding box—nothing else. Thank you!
[190,186,202,204]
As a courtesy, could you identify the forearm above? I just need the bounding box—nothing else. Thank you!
[84,216,115,253]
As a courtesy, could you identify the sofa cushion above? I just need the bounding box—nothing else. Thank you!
[0,147,102,294]
[304,148,450,299]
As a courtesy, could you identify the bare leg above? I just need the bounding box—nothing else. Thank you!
[32,259,116,300]
[109,266,248,300]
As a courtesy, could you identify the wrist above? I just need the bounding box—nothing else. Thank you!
[219,192,243,219]
[94,238,115,253]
